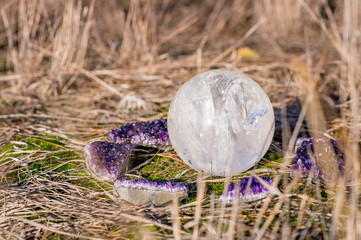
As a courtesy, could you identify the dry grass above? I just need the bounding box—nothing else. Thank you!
[0,0,360,239]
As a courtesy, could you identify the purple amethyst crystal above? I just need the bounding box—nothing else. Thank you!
[107,118,170,148]
[114,178,188,206]
[294,137,312,153]
[291,138,344,178]
[85,141,134,182]
[219,175,273,204]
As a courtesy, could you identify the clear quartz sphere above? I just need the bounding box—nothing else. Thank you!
[168,70,274,176]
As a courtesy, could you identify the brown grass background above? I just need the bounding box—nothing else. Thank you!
[0,0,360,239]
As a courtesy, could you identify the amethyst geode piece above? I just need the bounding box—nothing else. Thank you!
[85,141,134,182]
[114,178,188,206]
[219,175,273,204]
[108,118,170,148]
[291,138,344,178]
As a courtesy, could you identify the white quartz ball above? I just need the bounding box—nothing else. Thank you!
[168,70,274,176]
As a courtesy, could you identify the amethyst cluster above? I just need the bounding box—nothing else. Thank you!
[108,118,170,148]
[85,118,171,182]
[85,117,275,206]
[219,175,273,204]
[291,138,344,178]
[85,141,134,182]
[114,178,188,206]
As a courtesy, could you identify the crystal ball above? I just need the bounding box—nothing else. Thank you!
[168,70,274,176]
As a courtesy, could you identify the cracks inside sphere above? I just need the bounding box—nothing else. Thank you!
[168,70,274,176]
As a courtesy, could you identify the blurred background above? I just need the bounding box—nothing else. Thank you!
[1,0,359,155]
